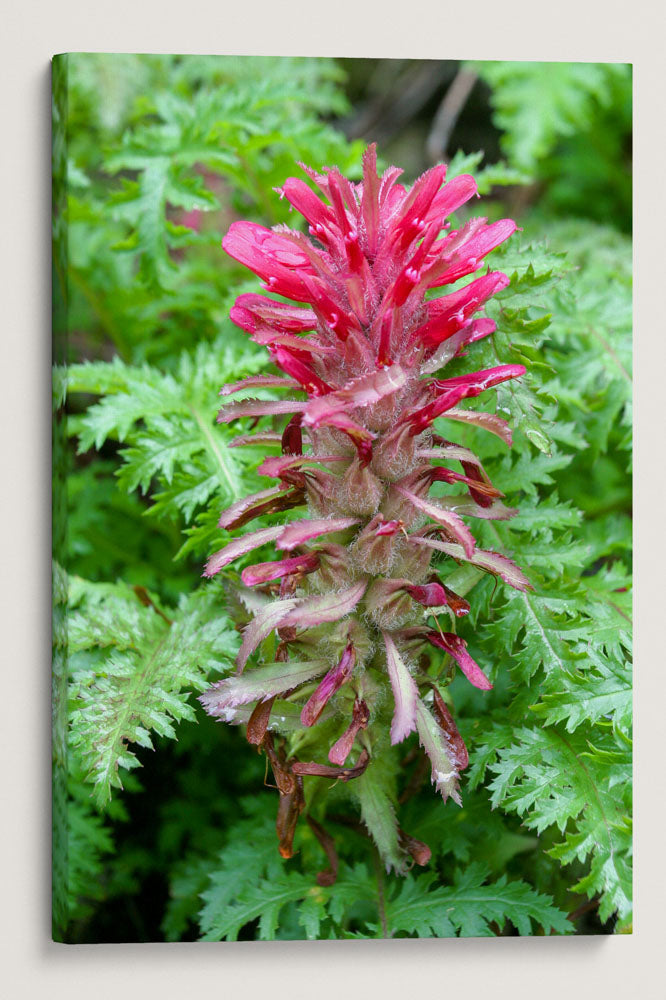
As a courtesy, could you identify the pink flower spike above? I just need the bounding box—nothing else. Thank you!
[291,749,370,782]
[424,174,478,225]
[269,345,332,396]
[218,485,305,531]
[217,487,282,529]
[257,453,346,480]
[456,317,498,348]
[376,312,394,366]
[328,698,370,767]
[415,699,464,805]
[328,698,370,765]
[426,218,519,290]
[200,659,329,712]
[404,365,525,436]
[391,164,448,250]
[201,147,528,849]
[442,407,514,446]
[306,410,375,465]
[432,688,469,771]
[281,414,303,456]
[302,365,408,430]
[326,169,360,234]
[419,465,504,506]
[409,535,532,592]
[412,271,510,350]
[236,598,299,673]
[360,145,381,256]
[404,580,449,608]
[250,327,337,357]
[229,431,281,448]
[430,365,526,397]
[223,221,311,273]
[375,519,405,537]
[299,274,361,342]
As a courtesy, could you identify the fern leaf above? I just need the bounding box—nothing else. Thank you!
[66,339,268,544]
[472,62,630,171]
[534,651,632,734]
[68,578,239,806]
[479,725,632,923]
[198,802,329,941]
[383,863,570,937]
[353,757,405,875]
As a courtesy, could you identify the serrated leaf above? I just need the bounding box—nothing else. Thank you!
[472,61,629,171]
[354,761,406,875]
[384,863,570,937]
[480,725,631,922]
[68,577,239,806]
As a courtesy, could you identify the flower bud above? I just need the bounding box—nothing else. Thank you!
[341,457,383,517]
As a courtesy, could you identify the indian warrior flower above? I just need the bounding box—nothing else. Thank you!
[200,146,531,868]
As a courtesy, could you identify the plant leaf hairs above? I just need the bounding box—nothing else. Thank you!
[200,146,530,870]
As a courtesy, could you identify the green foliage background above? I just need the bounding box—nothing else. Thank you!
[53,54,632,942]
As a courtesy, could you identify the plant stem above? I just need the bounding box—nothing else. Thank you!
[189,404,240,498]
[426,67,478,164]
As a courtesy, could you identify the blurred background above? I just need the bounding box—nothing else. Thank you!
[340,58,631,230]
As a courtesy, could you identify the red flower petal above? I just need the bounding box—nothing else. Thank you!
[425,631,492,690]
[301,639,356,726]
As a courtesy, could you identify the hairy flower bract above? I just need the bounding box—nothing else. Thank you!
[200,146,530,867]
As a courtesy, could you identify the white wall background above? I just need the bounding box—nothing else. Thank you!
[1,2,662,997]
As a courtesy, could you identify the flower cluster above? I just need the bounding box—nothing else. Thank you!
[200,146,529,865]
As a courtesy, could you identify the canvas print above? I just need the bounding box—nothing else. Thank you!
[52,54,632,942]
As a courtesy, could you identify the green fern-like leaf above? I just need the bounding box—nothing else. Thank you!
[471,61,630,172]
[476,725,631,924]
[66,338,268,550]
[68,577,239,806]
[199,801,328,941]
[382,863,571,937]
[533,652,632,735]
[353,757,405,875]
